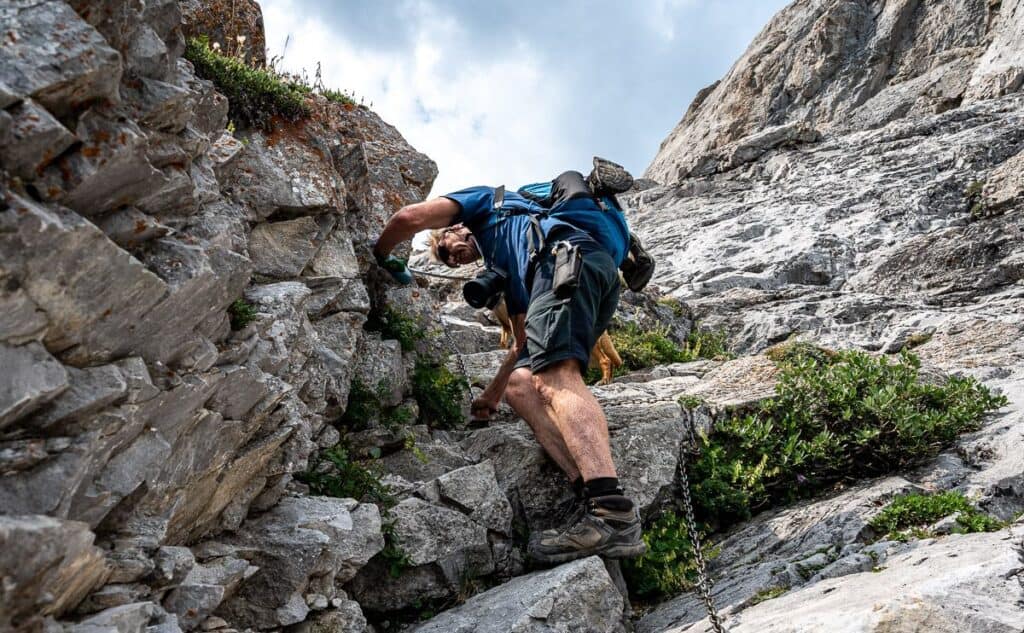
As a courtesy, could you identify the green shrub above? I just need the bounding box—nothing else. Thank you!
[367,307,426,352]
[228,298,258,330]
[622,510,717,599]
[300,444,394,507]
[412,359,468,429]
[609,322,732,373]
[687,328,733,360]
[869,491,1006,540]
[691,349,1007,527]
[612,322,691,370]
[185,37,310,129]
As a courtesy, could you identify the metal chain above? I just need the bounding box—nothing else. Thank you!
[680,419,726,633]
[408,266,474,281]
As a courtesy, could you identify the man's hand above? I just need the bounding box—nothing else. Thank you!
[375,253,413,284]
[470,395,500,421]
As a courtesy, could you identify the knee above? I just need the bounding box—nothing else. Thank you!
[532,360,579,399]
[505,368,535,407]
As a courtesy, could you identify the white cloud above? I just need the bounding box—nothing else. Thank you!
[261,0,578,198]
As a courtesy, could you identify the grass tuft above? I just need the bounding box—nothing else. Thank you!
[185,37,311,129]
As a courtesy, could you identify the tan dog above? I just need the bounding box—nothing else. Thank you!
[492,300,623,385]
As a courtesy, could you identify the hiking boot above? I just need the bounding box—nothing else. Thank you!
[528,495,646,564]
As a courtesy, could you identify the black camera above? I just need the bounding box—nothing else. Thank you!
[463,267,507,309]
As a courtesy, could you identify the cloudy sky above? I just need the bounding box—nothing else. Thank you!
[260,0,789,196]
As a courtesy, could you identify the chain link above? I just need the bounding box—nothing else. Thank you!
[680,418,726,633]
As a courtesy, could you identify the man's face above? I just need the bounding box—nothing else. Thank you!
[438,225,480,267]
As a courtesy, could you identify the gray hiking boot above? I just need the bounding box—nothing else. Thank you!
[528,495,646,564]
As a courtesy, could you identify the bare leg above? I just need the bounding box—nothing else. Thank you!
[505,367,580,481]
[532,359,617,481]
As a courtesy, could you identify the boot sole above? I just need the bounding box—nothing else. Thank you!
[529,540,647,564]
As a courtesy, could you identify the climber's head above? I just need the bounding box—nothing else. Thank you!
[430,224,480,268]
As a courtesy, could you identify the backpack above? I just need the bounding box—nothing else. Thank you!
[517,158,656,292]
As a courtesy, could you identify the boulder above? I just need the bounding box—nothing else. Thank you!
[0,1,122,114]
[0,515,109,629]
[432,461,513,535]
[347,497,493,612]
[216,496,384,629]
[412,556,625,633]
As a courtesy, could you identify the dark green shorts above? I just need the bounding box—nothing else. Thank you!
[515,247,620,374]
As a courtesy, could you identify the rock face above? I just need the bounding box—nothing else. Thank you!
[646,0,1024,183]
[3,0,1024,632]
[624,0,1024,631]
[0,1,435,631]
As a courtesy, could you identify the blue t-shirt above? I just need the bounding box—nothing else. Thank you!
[444,186,582,315]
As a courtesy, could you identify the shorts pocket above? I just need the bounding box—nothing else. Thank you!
[525,293,571,358]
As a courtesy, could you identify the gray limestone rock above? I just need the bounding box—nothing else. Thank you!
[216,496,384,629]
[163,556,255,630]
[983,148,1024,211]
[0,515,109,629]
[37,109,165,218]
[412,556,624,633]
[307,229,361,278]
[347,497,494,613]
[664,528,1024,633]
[96,207,173,249]
[1,99,76,179]
[29,363,127,431]
[65,602,182,633]
[0,1,122,114]
[0,342,68,429]
[645,0,1020,184]
[249,217,322,279]
[0,284,48,345]
[354,335,407,408]
[434,460,513,535]
[219,132,343,219]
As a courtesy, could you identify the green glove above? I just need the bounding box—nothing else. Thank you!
[376,253,413,284]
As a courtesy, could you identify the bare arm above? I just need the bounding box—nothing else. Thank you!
[373,197,460,259]
[473,313,527,419]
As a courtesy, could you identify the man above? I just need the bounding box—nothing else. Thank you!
[373,181,644,564]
